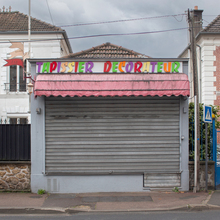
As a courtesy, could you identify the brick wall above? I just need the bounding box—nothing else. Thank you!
[214,46,220,144]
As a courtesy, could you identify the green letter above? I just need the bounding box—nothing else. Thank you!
[157,62,163,73]
[172,62,180,73]
[112,62,119,72]
[78,62,85,73]
[42,62,50,73]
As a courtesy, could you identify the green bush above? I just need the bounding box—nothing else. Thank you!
[189,103,220,160]
[37,189,46,195]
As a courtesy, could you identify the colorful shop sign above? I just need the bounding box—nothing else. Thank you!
[36,61,183,74]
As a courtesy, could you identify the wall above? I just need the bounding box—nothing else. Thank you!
[30,62,189,193]
[179,36,220,106]
[0,33,70,121]
[213,46,220,143]
[0,163,31,191]
[200,41,216,105]
[189,161,215,190]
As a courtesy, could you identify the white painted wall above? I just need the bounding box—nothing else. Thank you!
[0,33,70,122]
[179,35,220,106]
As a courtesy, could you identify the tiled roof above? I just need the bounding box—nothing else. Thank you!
[63,42,150,58]
[201,15,220,33]
[0,11,63,32]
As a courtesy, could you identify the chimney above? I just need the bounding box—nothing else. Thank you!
[191,6,203,37]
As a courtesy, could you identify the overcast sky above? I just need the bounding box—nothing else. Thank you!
[1,0,219,57]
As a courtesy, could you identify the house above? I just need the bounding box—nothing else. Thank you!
[178,7,220,106]
[29,43,190,193]
[179,7,220,143]
[0,7,72,124]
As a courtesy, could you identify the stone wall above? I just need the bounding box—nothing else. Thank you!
[189,161,215,190]
[0,163,31,191]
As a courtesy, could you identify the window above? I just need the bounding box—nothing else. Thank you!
[9,65,26,92]
[9,118,28,124]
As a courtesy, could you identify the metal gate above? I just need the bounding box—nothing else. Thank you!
[45,96,180,176]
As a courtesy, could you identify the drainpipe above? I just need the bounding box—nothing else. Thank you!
[194,95,198,193]
[197,44,202,103]
[27,0,31,115]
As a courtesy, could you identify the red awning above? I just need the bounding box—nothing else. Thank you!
[34,73,190,97]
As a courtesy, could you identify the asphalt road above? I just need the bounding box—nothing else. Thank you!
[1,211,220,220]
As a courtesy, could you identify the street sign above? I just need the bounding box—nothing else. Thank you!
[203,105,212,192]
[203,105,212,123]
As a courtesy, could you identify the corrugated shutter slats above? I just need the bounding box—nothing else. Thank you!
[45,96,180,174]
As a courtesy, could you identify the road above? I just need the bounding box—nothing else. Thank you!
[1,211,220,220]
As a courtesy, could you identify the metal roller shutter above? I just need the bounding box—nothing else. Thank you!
[45,96,180,175]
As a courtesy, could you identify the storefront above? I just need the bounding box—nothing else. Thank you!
[30,58,190,193]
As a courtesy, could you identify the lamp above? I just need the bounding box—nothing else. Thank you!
[24,73,35,95]
[27,82,34,94]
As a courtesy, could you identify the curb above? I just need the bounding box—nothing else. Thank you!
[67,205,220,213]
[0,208,66,215]
[1,204,220,215]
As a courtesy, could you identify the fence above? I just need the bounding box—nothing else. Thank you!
[189,117,215,161]
[0,122,31,161]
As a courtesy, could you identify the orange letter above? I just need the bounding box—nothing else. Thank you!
[61,62,68,73]
[164,62,171,72]
[118,61,126,72]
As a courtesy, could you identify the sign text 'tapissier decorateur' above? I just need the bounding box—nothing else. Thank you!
[36,61,183,74]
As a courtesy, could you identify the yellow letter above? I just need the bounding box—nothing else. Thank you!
[142,62,150,72]
[67,62,75,72]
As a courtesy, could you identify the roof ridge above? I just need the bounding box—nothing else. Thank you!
[0,10,64,32]
[0,11,19,13]
[30,14,64,32]
[62,42,150,58]
[202,14,220,33]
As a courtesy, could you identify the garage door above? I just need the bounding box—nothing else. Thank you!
[45,96,180,175]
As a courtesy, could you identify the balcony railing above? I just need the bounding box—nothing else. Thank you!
[4,83,27,92]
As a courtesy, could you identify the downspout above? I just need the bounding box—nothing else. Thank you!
[197,44,202,103]
[27,0,31,116]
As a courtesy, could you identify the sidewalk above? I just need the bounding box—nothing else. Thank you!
[0,190,220,215]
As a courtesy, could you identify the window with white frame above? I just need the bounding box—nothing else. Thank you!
[9,65,26,92]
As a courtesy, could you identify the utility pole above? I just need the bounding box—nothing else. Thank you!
[28,0,31,58]
[188,8,200,192]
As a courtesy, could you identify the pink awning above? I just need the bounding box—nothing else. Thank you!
[34,73,190,97]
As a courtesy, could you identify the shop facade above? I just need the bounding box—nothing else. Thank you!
[30,58,190,193]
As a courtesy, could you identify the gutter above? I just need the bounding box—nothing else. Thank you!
[28,57,189,63]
